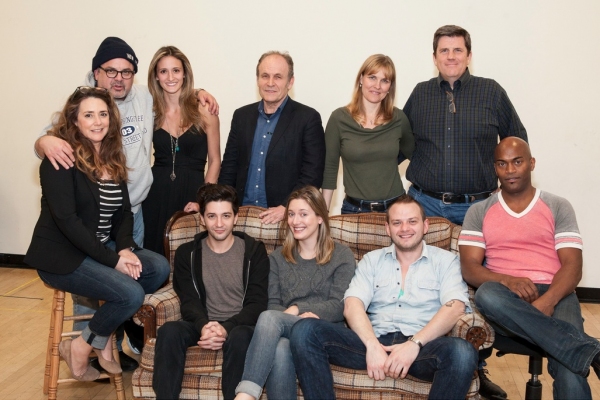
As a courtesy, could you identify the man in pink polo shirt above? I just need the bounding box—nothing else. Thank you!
[459,137,600,399]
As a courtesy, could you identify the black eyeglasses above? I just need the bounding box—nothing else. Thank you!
[98,66,134,80]
[446,91,456,114]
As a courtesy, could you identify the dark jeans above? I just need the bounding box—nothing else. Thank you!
[38,247,169,349]
[153,320,254,400]
[289,319,477,400]
[476,282,599,399]
[71,239,153,350]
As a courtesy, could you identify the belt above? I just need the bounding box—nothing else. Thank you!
[344,195,400,212]
[412,185,492,204]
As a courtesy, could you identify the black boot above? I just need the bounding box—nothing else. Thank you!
[478,369,507,400]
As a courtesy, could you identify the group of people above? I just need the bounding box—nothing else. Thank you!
[24,21,599,400]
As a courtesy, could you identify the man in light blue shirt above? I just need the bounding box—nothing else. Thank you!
[290,195,477,400]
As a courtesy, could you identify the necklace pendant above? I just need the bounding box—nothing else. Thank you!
[175,146,180,152]
[170,172,176,181]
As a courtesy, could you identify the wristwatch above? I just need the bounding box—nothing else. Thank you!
[408,336,423,349]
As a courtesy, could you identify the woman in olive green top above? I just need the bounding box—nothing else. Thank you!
[322,54,414,214]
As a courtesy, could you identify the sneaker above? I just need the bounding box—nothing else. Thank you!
[127,336,141,355]
[478,369,507,400]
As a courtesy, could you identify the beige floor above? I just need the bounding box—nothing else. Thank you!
[1,267,599,400]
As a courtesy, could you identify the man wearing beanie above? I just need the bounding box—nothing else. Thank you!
[34,36,219,371]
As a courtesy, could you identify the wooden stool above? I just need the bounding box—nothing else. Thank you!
[43,284,125,400]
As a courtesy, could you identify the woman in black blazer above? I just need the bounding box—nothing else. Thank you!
[25,87,170,381]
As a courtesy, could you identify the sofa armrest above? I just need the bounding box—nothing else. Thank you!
[134,282,182,340]
[450,285,496,350]
[451,312,494,350]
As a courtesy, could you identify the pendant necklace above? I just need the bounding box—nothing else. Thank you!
[166,117,182,181]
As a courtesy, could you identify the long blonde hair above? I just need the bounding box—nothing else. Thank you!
[148,46,204,133]
[48,87,127,183]
[281,186,335,265]
[347,54,396,125]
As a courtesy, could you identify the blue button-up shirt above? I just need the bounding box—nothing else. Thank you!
[344,242,470,337]
[242,96,289,207]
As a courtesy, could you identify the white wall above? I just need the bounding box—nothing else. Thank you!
[1,0,599,285]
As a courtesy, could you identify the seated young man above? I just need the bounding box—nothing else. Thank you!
[289,195,478,400]
[459,137,600,400]
[152,184,269,400]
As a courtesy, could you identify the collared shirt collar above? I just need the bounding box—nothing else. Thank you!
[437,68,472,91]
[383,240,429,263]
[258,95,289,118]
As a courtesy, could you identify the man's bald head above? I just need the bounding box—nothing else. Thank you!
[494,137,535,195]
[495,137,531,161]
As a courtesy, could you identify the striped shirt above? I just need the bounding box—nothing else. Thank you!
[459,189,583,284]
[403,69,528,194]
[96,180,122,243]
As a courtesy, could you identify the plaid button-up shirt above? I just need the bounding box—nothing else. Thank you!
[404,69,527,194]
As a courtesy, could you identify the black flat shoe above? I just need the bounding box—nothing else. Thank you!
[479,369,507,400]
[118,351,139,372]
[90,351,138,373]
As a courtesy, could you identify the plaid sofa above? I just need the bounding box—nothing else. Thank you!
[132,206,492,399]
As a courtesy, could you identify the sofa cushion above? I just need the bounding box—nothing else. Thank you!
[329,214,454,261]
[136,339,479,400]
[331,364,480,399]
[233,206,284,255]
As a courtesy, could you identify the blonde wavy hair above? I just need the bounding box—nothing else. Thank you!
[281,186,335,265]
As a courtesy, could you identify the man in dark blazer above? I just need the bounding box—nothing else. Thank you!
[219,51,325,224]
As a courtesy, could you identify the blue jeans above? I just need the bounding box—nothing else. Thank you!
[289,319,477,400]
[71,294,128,350]
[72,237,145,349]
[39,247,169,349]
[476,282,599,399]
[236,311,299,400]
[408,186,482,226]
[71,230,144,351]
[132,206,144,247]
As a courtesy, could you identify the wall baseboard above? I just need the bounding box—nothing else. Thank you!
[3,252,600,303]
[575,287,600,304]
[0,253,28,268]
